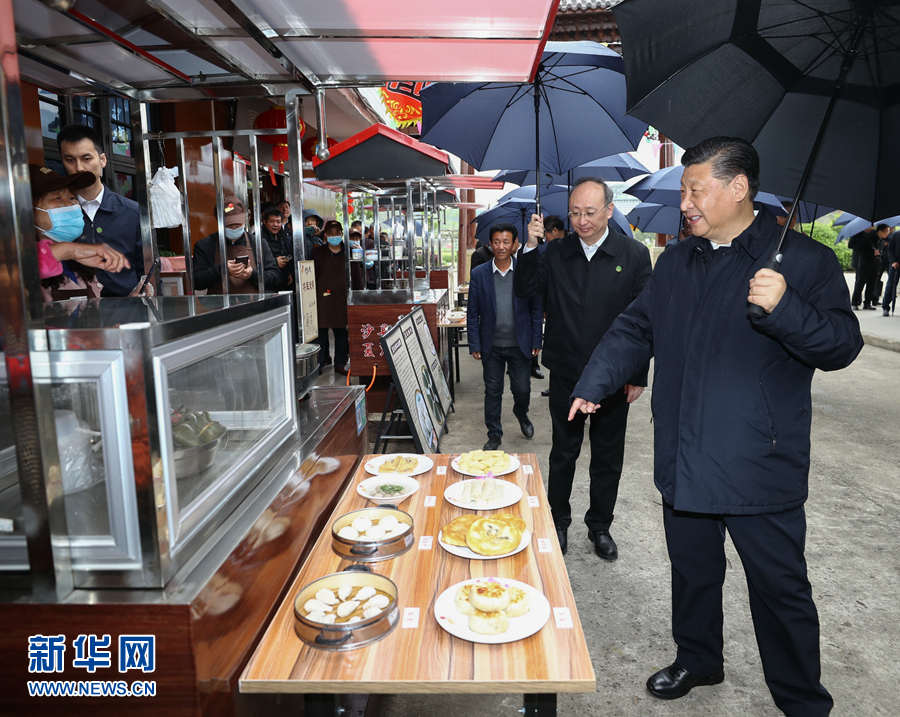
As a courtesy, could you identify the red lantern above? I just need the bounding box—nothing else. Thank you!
[301,135,339,162]
[254,105,304,172]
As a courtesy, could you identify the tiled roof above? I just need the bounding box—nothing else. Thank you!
[558,0,623,10]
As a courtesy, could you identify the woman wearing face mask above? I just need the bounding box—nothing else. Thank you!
[192,196,282,294]
[30,165,131,302]
[311,220,364,375]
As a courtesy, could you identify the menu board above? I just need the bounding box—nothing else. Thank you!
[298,260,318,343]
[401,314,446,436]
[381,321,439,453]
[410,306,452,414]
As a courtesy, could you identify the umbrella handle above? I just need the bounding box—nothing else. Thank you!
[747,249,783,319]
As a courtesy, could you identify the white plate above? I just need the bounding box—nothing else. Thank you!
[443,478,523,510]
[433,578,551,644]
[451,453,520,478]
[364,453,434,477]
[438,529,531,560]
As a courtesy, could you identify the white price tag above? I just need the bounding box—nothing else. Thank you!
[553,607,574,629]
[437,466,447,475]
[424,495,436,507]
[527,495,540,508]
[402,607,420,628]
[418,535,433,550]
[537,538,552,553]
[522,464,534,474]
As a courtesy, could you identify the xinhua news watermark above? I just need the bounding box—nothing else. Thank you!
[26,634,156,698]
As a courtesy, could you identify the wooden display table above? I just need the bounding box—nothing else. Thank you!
[240,453,595,716]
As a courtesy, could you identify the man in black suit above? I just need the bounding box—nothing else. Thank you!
[515,177,652,559]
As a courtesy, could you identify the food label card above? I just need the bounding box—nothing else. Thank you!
[553,607,574,629]
[424,495,436,507]
[437,465,447,475]
[402,607,420,628]
[418,535,433,550]
[522,464,533,474]
[527,495,540,508]
[537,538,552,553]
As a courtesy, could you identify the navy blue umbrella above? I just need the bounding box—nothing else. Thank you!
[421,41,647,213]
[627,202,684,237]
[494,153,651,187]
[836,216,900,244]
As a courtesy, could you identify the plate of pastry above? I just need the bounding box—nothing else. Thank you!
[443,476,523,510]
[364,453,434,477]
[438,513,530,560]
[451,450,520,478]
[433,577,550,644]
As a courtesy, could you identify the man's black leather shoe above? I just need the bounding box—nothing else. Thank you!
[531,368,545,379]
[541,388,550,397]
[555,526,567,555]
[483,436,502,451]
[588,529,618,561]
[519,416,534,438]
[646,663,724,700]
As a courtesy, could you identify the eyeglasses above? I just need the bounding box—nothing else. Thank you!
[568,203,610,220]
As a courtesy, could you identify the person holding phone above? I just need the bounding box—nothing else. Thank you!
[260,205,293,290]
[192,196,281,294]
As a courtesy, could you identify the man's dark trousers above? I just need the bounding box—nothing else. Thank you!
[663,503,833,717]
[851,262,878,306]
[547,371,628,534]
[883,265,899,311]
[482,345,531,439]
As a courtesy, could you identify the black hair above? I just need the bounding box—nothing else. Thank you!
[349,231,362,241]
[278,199,290,208]
[262,206,283,221]
[682,136,760,200]
[543,215,565,233]
[570,176,613,205]
[57,123,104,156]
[877,223,890,233]
[489,222,518,241]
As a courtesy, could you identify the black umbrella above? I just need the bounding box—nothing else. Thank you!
[613,0,900,316]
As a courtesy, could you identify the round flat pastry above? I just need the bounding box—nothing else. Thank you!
[441,514,480,547]
[465,517,523,556]
[454,584,476,615]
[492,513,526,533]
[468,580,511,612]
[469,609,509,635]
[505,587,531,618]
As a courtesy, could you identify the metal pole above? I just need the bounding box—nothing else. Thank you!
[135,102,157,274]
[373,195,382,290]
[249,133,264,294]
[0,0,72,600]
[212,135,228,295]
[406,180,415,289]
[175,137,194,295]
[342,179,352,296]
[315,89,330,160]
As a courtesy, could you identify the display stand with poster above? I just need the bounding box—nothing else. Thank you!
[380,321,439,453]
[410,306,452,416]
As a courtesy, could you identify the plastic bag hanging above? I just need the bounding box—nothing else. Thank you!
[149,166,184,228]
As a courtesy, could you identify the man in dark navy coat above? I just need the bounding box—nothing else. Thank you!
[516,178,652,560]
[58,124,144,297]
[570,137,863,715]
[468,223,542,450]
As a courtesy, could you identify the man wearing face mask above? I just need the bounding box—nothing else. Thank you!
[312,221,364,374]
[30,164,131,302]
[57,123,144,297]
[192,196,281,294]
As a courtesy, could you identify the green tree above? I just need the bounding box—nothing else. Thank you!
[798,220,851,271]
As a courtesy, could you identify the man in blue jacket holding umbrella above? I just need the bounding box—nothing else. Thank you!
[570,137,862,716]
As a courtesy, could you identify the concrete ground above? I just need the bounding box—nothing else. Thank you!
[352,293,900,717]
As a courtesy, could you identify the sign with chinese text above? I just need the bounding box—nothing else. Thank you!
[298,260,318,343]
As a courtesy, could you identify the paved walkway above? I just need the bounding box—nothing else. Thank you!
[843,273,900,351]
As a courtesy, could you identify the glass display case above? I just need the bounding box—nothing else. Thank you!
[0,294,297,588]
